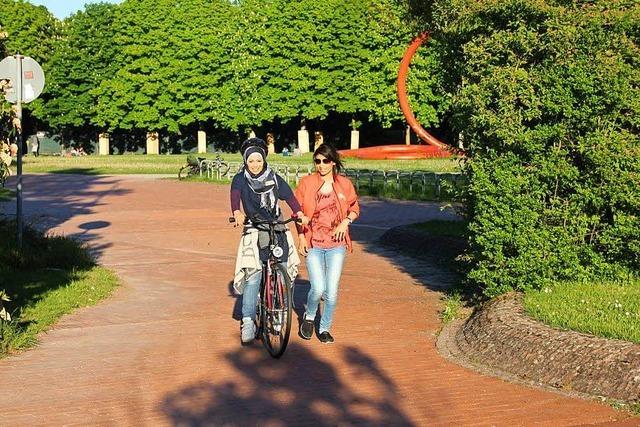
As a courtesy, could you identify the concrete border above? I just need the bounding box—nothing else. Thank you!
[437,293,640,404]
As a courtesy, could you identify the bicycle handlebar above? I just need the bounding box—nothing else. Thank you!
[228,215,301,226]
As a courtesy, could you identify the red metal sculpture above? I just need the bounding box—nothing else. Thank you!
[340,33,453,160]
[397,33,448,150]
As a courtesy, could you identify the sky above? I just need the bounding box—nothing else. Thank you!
[28,0,123,20]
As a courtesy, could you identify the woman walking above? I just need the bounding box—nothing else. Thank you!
[231,138,308,344]
[295,144,360,343]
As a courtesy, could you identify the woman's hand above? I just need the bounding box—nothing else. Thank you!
[333,219,350,242]
[296,211,310,226]
[298,236,309,257]
[232,210,245,227]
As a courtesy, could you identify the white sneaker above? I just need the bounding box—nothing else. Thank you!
[241,317,256,343]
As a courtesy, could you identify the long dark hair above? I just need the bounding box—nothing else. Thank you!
[313,144,344,174]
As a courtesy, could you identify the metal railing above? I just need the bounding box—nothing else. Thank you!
[200,161,464,200]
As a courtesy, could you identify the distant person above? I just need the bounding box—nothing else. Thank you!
[29,134,39,157]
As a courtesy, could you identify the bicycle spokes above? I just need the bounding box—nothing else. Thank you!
[260,266,292,358]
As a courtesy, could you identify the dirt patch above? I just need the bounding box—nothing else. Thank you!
[438,293,640,404]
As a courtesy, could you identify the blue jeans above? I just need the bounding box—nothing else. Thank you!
[242,262,287,321]
[304,245,346,334]
[241,270,262,321]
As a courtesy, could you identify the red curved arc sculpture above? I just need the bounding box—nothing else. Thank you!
[339,33,454,160]
[397,33,448,150]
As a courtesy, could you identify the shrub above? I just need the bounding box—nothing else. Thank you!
[430,0,640,296]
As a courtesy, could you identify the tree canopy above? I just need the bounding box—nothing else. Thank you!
[27,0,444,138]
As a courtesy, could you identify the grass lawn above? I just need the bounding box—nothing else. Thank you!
[0,267,119,356]
[21,153,462,174]
[523,280,640,344]
[0,220,119,357]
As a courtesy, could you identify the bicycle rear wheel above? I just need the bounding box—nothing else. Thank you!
[260,263,292,358]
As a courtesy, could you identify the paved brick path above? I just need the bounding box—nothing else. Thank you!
[0,174,636,426]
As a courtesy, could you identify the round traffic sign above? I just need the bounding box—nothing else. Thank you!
[0,56,45,104]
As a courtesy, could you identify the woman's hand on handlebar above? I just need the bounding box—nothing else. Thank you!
[295,211,309,226]
[232,210,245,227]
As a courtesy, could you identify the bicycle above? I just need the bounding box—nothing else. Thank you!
[229,214,301,358]
[178,154,205,180]
[210,152,230,177]
[178,153,230,180]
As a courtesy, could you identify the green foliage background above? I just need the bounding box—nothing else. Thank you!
[1,0,638,298]
[0,0,445,142]
[429,0,640,296]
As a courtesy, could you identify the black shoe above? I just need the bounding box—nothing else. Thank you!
[318,331,334,344]
[300,319,314,340]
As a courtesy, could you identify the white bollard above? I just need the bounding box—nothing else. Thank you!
[350,130,360,150]
[198,130,207,154]
[267,132,276,155]
[146,132,159,155]
[297,129,309,154]
[98,133,110,155]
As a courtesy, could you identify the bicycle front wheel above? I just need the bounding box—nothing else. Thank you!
[260,263,292,358]
[218,161,230,177]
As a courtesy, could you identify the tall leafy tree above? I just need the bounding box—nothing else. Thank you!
[94,0,237,133]
[0,0,59,130]
[38,2,119,138]
[222,0,442,130]
[0,0,58,65]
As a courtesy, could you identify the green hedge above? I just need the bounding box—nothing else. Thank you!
[431,1,640,296]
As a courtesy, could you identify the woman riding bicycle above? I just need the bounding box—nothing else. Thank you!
[295,144,360,344]
[231,138,309,344]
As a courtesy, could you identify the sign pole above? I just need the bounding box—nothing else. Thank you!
[0,54,45,250]
[15,54,23,249]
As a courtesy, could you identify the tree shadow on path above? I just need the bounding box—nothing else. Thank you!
[161,343,417,426]
[1,174,132,261]
[350,198,465,292]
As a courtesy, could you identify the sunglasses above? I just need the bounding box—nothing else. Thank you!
[314,158,332,165]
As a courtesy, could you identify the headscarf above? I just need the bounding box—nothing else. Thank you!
[243,146,279,216]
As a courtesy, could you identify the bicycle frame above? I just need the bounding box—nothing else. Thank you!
[230,214,299,358]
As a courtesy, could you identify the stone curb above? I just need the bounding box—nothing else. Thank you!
[437,292,640,404]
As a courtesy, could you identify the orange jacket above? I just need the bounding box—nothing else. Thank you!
[294,172,360,252]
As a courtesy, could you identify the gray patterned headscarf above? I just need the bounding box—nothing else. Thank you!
[243,148,279,216]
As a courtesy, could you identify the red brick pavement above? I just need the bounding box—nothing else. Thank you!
[0,175,636,426]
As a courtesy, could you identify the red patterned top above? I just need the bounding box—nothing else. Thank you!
[310,190,344,249]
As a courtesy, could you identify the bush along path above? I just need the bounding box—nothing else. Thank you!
[0,174,633,425]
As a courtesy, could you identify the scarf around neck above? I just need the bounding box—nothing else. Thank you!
[243,165,279,216]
